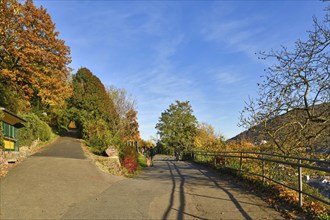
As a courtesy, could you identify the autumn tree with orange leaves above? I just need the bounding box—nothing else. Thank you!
[0,0,72,117]
[121,109,140,142]
[194,122,226,152]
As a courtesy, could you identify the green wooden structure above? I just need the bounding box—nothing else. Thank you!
[1,108,26,151]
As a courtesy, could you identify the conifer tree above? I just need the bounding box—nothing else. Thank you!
[70,67,119,132]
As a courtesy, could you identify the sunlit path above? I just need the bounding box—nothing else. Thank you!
[0,139,283,219]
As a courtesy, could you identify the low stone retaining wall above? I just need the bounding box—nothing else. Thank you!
[81,144,122,176]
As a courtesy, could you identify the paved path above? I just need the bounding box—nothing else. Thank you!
[0,137,283,219]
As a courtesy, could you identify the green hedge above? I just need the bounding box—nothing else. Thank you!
[18,113,52,147]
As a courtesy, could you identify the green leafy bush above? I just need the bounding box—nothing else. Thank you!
[56,110,71,134]
[18,113,52,146]
[83,118,112,155]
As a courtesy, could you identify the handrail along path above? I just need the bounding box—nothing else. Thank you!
[192,151,330,207]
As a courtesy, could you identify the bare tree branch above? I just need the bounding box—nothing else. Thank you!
[240,7,330,156]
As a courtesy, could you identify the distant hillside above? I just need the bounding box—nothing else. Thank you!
[228,125,267,145]
[229,103,330,152]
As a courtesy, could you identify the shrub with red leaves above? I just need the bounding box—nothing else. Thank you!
[123,155,138,173]
[120,145,139,174]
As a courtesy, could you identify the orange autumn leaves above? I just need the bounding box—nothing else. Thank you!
[0,0,71,112]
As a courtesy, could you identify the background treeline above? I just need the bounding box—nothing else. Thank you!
[0,0,140,168]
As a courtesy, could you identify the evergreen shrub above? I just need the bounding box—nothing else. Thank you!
[19,113,52,146]
[83,118,112,155]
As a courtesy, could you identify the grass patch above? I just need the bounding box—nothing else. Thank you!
[138,153,147,168]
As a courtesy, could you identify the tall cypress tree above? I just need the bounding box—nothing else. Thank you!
[70,67,119,132]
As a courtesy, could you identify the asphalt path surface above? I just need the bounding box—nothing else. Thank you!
[0,137,283,219]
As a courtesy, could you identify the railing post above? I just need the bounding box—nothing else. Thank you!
[239,152,243,174]
[262,155,265,183]
[298,159,303,207]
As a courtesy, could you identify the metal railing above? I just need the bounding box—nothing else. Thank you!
[191,151,330,207]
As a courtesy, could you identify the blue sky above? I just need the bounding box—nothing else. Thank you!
[35,0,327,140]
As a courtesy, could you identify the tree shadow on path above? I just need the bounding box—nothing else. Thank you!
[162,161,208,220]
[187,163,253,220]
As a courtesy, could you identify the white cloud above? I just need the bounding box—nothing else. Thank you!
[202,19,253,42]
[152,35,185,67]
[215,72,242,85]
[201,12,268,59]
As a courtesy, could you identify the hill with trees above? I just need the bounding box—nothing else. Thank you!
[232,103,329,155]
